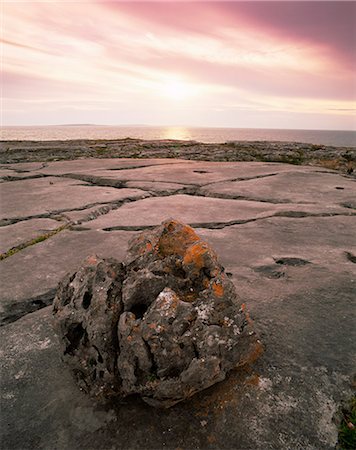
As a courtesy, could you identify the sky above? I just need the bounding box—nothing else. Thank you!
[2,1,356,130]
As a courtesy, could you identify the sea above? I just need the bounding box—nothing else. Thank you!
[1,125,355,147]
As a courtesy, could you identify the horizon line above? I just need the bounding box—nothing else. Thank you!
[1,124,356,133]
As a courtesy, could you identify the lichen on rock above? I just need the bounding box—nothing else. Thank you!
[53,219,262,408]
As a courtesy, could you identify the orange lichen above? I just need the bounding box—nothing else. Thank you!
[212,282,224,298]
[240,303,253,326]
[86,255,98,265]
[237,340,264,367]
[193,369,244,418]
[183,242,212,275]
[158,220,200,257]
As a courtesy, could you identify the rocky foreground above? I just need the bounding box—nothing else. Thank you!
[0,153,355,449]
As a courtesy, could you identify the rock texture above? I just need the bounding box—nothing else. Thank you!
[53,219,261,407]
[1,139,355,174]
[1,158,355,449]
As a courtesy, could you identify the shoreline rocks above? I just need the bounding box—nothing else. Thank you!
[1,139,355,173]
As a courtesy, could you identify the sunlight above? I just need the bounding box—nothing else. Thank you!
[161,79,195,101]
[162,127,192,141]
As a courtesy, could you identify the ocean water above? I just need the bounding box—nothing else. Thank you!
[1,125,355,147]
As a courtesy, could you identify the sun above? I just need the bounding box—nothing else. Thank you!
[162,80,194,100]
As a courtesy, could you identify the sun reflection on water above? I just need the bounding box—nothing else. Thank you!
[162,127,192,141]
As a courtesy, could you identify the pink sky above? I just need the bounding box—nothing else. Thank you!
[2,1,356,129]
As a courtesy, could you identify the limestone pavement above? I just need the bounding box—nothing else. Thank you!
[1,158,355,449]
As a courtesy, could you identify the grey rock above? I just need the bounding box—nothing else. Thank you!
[53,219,261,408]
[53,256,125,398]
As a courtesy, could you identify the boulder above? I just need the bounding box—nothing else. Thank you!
[53,219,262,407]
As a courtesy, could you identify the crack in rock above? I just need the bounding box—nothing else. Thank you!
[0,173,48,183]
[192,191,311,204]
[102,211,356,232]
[274,211,356,219]
[0,288,56,326]
[0,214,67,227]
[107,162,184,171]
[0,195,150,227]
[61,173,126,188]
[105,187,315,206]
[340,202,356,210]
[201,172,280,187]
[120,187,316,205]
[0,224,69,261]
[344,251,356,263]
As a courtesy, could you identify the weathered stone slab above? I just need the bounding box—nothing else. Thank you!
[0,229,135,324]
[196,215,356,304]
[68,161,314,186]
[85,195,278,229]
[125,180,189,193]
[0,177,148,221]
[202,170,356,205]
[5,158,188,176]
[3,160,336,191]
[197,215,356,269]
[0,218,62,254]
[60,204,117,224]
[85,194,348,230]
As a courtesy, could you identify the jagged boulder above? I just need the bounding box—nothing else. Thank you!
[53,219,262,407]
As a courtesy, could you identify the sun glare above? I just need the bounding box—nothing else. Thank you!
[162,80,194,100]
[162,127,192,140]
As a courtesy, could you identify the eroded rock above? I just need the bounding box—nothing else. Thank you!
[53,219,262,407]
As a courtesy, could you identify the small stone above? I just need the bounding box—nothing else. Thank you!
[53,219,262,408]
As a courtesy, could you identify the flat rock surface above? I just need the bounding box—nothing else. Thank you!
[1,158,355,449]
[83,194,348,231]
[202,170,355,205]
[0,218,61,254]
[0,176,147,223]
[0,230,134,324]
[3,157,187,175]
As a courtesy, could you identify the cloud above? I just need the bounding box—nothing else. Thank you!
[2,1,355,128]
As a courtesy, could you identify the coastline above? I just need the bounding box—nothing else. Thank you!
[1,138,355,172]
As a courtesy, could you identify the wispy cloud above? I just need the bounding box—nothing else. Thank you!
[2,1,355,128]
